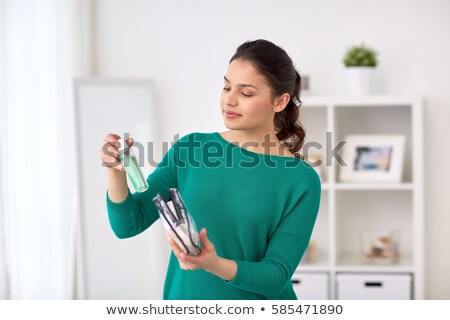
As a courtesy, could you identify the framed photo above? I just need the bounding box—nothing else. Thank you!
[339,134,405,183]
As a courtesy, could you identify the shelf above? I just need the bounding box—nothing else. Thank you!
[333,182,414,190]
[302,95,421,107]
[296,95,423,299]
[297,264,331,272]
[335,254,414,273]
[319,182,414,190]
[297,253,330,272]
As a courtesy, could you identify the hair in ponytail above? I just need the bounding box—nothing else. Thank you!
[230,39,306,158]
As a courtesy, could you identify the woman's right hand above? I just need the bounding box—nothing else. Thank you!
[100,133,134,172]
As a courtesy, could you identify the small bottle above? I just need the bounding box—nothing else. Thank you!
[118,138,149,193]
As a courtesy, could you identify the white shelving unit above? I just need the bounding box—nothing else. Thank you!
[294,95,424,300]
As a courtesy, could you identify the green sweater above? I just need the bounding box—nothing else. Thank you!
[106,132,321,300]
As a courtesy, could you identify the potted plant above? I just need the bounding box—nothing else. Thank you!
[343,43,378,95]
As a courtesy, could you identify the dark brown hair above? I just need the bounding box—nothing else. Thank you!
[230,39,306,158]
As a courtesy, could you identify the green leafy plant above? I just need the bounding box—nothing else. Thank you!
[343,44,378,67]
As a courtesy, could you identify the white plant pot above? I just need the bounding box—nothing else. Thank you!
[346,67,377,95]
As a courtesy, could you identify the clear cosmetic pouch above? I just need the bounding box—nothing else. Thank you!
[153,188,201,256]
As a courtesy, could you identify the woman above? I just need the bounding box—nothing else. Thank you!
[101,39,321,299]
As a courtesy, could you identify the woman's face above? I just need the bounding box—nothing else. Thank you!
[220,59,278,133]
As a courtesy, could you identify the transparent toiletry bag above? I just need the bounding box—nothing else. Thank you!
[153,188,201,256]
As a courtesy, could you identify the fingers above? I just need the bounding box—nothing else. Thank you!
[168,229,217,271]
[106,133,121,140]
[99,134,134,171]
[199,228,214,250]
[125,137,134,147]
[167,231,199,266]
[100,134,121,170]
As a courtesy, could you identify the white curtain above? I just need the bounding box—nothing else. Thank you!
[0,0,8,300]
[0,0,90,299]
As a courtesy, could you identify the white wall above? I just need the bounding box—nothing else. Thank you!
[93,0,450,299]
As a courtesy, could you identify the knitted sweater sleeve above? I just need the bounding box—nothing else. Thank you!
[225,168,321,298]
[106,139,180,239]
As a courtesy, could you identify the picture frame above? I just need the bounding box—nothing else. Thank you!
[339,134,405,183]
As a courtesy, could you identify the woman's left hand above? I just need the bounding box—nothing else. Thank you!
[167,228,219,272]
